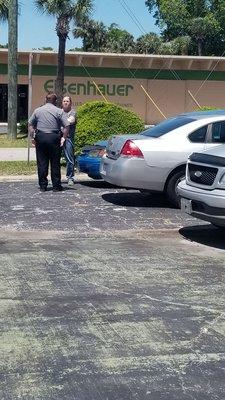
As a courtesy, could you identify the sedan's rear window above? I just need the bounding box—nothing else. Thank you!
[141,117,196,138]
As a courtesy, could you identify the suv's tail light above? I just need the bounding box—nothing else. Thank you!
[120,140,144,158]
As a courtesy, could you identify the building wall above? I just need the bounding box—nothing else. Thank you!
[32,75,147,122]
[1,51,225,124]
[32,75,225,124]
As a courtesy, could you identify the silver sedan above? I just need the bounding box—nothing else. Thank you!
[100,110,225,206]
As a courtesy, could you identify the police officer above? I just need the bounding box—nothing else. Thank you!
[28,93,70,192]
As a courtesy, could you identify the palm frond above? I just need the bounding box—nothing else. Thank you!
[0,0,9,21]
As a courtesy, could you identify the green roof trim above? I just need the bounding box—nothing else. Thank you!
[1,63,225,80]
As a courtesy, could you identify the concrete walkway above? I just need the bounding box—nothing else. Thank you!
[0,147,36,161]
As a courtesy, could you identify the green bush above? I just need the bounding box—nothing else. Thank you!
[196,106,219,111]
[75,101,144,153]
[18,119,28,134]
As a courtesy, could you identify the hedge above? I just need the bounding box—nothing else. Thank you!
[18,120,28,134]
[75,101,144,153]
[196,106,219,111]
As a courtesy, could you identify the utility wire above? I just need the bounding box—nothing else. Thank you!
[80,61,109,103]
[117,0,225,110]
[118,0,168,80]
[186,50,225,108]
[118,0,147,36]
[77,0,225,118]
[117,0,173,81]
[119,57,167,118]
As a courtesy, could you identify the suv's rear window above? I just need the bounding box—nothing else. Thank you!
[141,117,196,138]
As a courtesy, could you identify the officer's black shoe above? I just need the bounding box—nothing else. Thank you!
[53,186,64,192]
[39,187,47,192]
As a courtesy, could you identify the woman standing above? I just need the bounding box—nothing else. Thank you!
[61,95,76,185]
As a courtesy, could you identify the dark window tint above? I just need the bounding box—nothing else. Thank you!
[211,121,225,143]
[141,117,195,138]
[189,125,207,143]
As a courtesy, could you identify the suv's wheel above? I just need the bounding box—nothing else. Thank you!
[166,170,185,207]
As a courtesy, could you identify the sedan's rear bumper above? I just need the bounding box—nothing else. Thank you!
[178,180,225,226]
[100,156,165,191]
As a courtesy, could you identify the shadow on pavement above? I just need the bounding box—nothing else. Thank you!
[179,224,225,250]
[39,185,78,192]
[102,191,174,208]
[79,179,117,189]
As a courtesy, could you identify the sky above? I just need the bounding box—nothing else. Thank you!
[0,0,159,51]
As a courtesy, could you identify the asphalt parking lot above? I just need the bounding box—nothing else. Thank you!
[0,178,225,400]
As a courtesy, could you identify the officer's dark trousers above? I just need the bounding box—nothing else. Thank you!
[35,131,61,189]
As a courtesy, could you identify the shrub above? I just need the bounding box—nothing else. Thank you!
[196,106,219,111]
[18,119,28,134]
[75,101,144,153]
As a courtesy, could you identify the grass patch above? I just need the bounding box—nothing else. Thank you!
[0,161,37,175]
[0,161,67,176]
[0,134,28,148]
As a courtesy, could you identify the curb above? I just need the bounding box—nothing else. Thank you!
[0,172,92,183]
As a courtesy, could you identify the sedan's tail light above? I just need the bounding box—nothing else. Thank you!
[120,140,144,158]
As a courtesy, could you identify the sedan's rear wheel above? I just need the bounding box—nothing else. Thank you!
[166,170,185,207]
[212,224,225,232]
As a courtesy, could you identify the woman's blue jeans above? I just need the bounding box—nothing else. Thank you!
[63,137,75,180]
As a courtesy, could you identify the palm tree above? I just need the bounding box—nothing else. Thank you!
[8,0,18,139]
[104,24,135,53]
[0,0,9,130]
[74,20,107,52]
[136,33,162,54]
[0,0,8,23]
[35,0,93,105]
[188,16,220,56]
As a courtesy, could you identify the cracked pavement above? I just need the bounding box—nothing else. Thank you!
[0,178,225,400]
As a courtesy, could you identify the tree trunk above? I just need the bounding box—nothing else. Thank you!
[197,38,203,56]
[7,0,18,139]
[83,37,87,52]
[55,34,66,107]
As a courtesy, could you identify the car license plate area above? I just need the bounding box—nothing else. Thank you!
[181,198,192,214]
